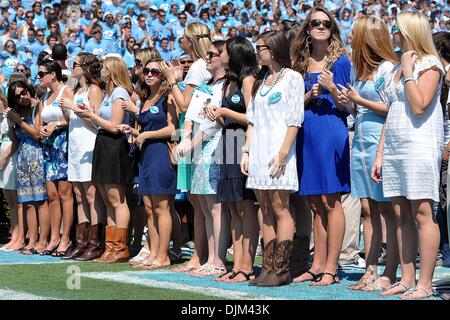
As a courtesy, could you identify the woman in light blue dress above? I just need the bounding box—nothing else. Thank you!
[339,17,399,292]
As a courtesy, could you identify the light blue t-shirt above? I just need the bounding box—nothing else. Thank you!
[98,87,131,121]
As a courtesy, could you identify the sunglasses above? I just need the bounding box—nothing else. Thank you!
[180,60,193,65]
[106,16,113,19]
[256,44,269,53]
[309,19,332,29]
[207,51,220,60]
[37,34,44,37]
[93,31,101,34]
[143,68,161,77]
[37,70,52,78]
[7,45,15,49]
[26,15,34,19]
[16,68,26,73]
[139,19,146,22]
[73,62,82,69]
[14,89,27,99]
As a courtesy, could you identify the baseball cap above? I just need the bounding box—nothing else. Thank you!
[150,5,158,11]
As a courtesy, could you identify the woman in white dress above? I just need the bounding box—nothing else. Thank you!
[372,12,445,299]
[60,52,106,261]
[0,92,23,251]
[241,30,304,287]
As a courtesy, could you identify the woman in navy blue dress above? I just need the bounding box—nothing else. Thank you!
[291,7,351,286]
[118,58,178,269]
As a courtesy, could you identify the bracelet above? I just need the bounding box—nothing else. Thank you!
[404,77,416,84]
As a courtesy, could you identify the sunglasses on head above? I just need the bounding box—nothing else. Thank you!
[309,19,332,29]
[256,44,269,53]
[37,70,52,78]
[14,89,27,99]
[143,68,161,77]
[207,51,220,60]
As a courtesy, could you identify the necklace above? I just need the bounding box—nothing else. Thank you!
[259,67,285,97]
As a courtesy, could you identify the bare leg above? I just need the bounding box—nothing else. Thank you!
[351,198,382,289]
[190,194,207,265]
[400,199,439,299]
[105,184,130,229]
[23,203,38,250]
[56,180,74,252]
[73,182,90,224]
[381,197,416,296]
[90,183,106,226]
[3,190,25,249]
[379,201,399,284]
[142,195,157,263]
[255,190,276,245]
[205,195,228,266]
[270,190,295,241]
[45,181,62,251]
[36,200,50,252]
[311,193,345,286]
[170,199,182,254]
[151,195,173,266]
[97,183,116,227]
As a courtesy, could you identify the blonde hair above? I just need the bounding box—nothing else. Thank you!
[351,16,398,81]
[292,7,346,76]
[135,47,162,65]
[397,11,439,58]
[102,57,133,95]
[185,22,211,61]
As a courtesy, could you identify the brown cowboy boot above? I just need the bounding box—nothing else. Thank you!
[75,224,105,261]
[257,239,293,287]
[62,222,90,260]
[107,227,130,263]
[249,238,276,286]
[94,226,115,263]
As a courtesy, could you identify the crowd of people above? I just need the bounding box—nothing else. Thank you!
[0,0,449,300]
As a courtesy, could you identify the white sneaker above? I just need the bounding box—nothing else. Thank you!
[128,247,151,265]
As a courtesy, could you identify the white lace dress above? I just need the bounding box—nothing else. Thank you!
[246,69,304,191]
[382,55,445,201]
[0,114,17,190]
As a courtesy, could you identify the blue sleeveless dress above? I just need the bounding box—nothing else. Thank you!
[16,114,47,203]
[137,96,178,196]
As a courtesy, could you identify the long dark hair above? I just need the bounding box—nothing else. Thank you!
[7,80,36,110]
[226,36,259,89]
[39,59,68,82]
[251,30,291,97]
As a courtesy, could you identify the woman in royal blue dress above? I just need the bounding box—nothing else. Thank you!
[118,58,178,269]
[291,7,351,286]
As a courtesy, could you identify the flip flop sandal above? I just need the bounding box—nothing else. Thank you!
[215,270,236,282]
[401,287,435,299]
[313,272,340,284]
[293,270,321,283]
[171,262,198,273]
[21,247,35,255]
[225,270,255,282]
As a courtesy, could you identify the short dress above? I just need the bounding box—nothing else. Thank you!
[41,85,69,181]
[246,69,304,191]
[190,81,224,195]
[350,61,394,202]
[15,111,47,203]
[137,96,178,196]
[91,87,134,185]
[216,81,255,202]
[297,55,352,196]
[0,114,17,190]
[382,55,445,202]
[67,87,98,182]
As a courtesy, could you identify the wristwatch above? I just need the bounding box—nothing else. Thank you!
[168,82,177,91]
[241,145,250,154]
[55,121,62,129]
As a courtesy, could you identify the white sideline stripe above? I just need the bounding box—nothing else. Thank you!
[0,289,59,300]
[81,272,284,300]
[0,261,82,266]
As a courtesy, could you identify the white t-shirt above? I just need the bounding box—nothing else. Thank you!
[184,58,212,87]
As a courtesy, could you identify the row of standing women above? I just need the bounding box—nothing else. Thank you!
[0,7,447,299]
